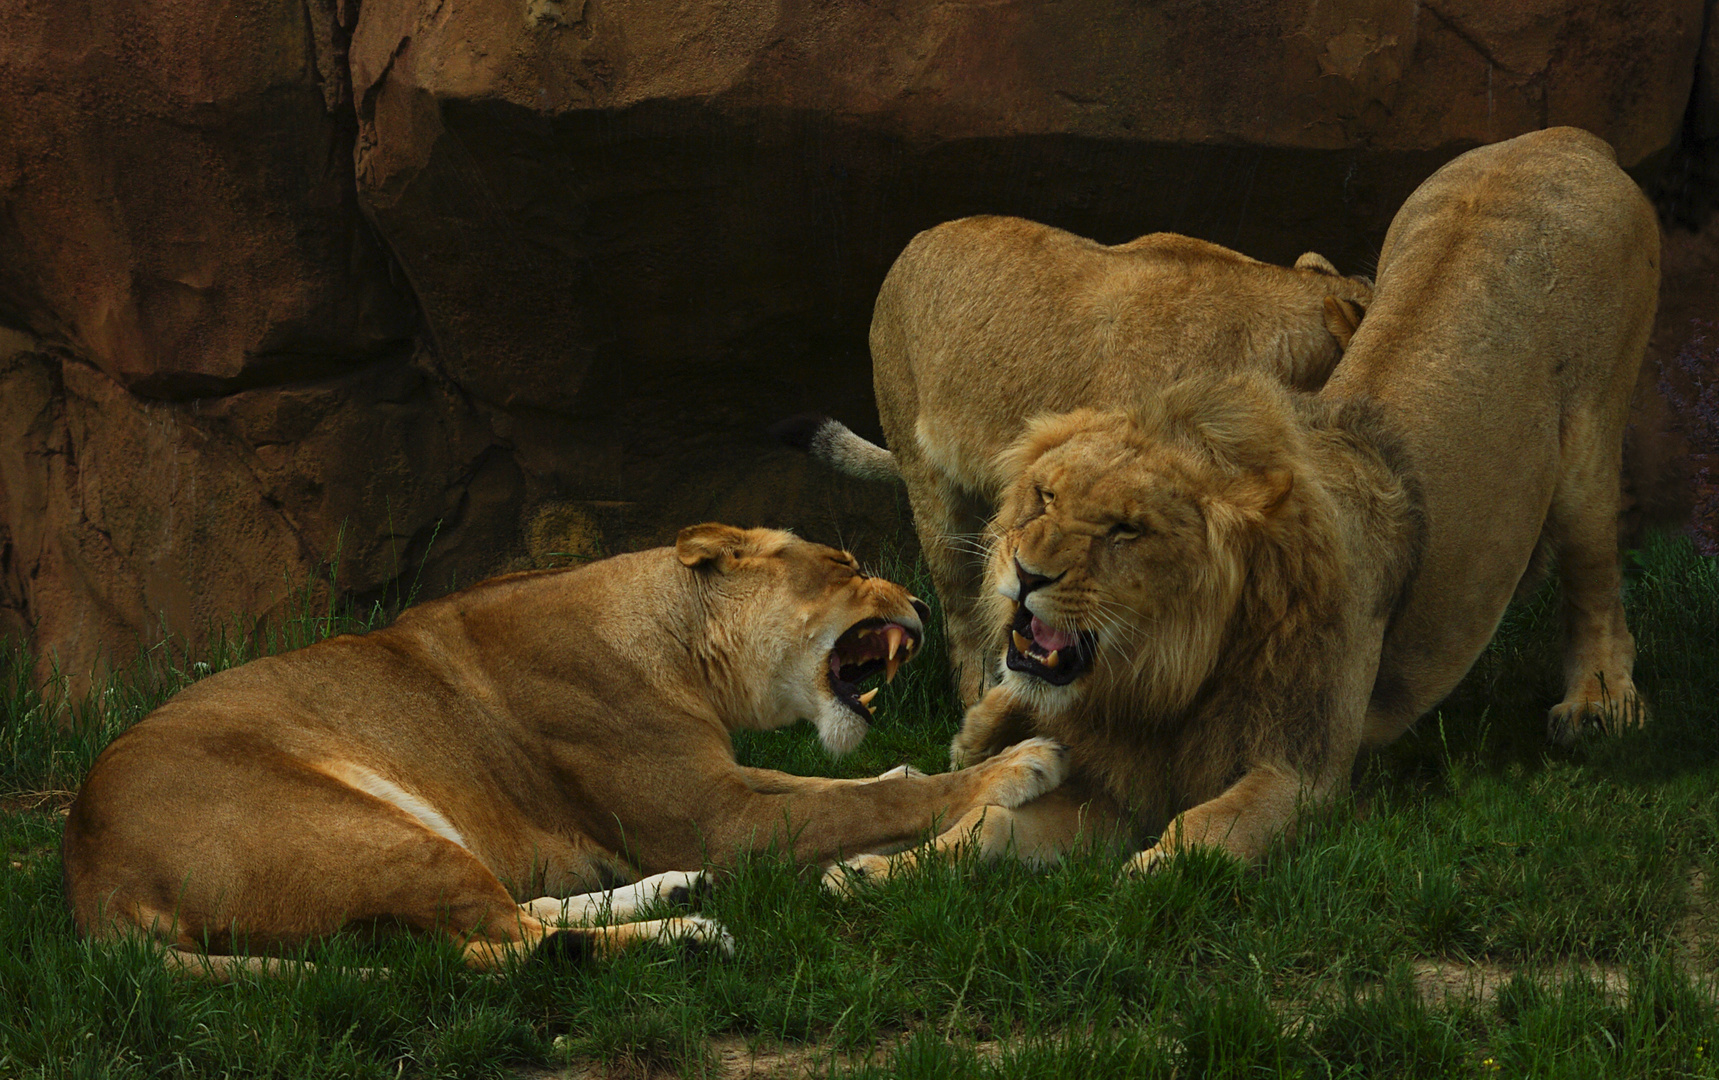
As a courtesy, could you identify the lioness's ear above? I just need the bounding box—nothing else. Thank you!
[1234,468,1295,517]
[1323,296,1365,350]
[676,523,747,569]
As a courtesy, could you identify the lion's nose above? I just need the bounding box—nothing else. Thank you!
[1014,560,1059,600]
[909,596,931,623]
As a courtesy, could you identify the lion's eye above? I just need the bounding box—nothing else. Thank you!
[1109,523,1142,541]
[1036,487,1055,505]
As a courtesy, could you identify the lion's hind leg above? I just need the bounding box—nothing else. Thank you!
[1544,408,1645,745]
[518,870,733,959]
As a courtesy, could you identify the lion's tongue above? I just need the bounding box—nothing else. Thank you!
[1029,616,1076,653]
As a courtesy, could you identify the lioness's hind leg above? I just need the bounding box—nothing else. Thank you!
[523,869,709,925]
[525,916,735,964]
[1545,409,1644,744]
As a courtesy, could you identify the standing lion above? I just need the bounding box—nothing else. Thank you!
[826,127,1658,887]
[774,217,1372,707]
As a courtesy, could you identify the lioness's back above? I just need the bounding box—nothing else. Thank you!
[875,215,1367,495]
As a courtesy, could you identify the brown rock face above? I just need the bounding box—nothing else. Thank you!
[1,0,1716,679]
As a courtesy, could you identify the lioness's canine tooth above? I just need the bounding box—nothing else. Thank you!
[883,625,905,660]
[885,656,900,683]
[1012,630,1031,654]
[857,688,879,706]
[1042,649,1061,669]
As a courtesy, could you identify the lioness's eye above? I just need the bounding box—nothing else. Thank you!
[1036,487,1055,505]
[1109,523,1142,541]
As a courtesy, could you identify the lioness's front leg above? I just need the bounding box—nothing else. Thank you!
[704,737,1069,867]
[821,783,1126,893]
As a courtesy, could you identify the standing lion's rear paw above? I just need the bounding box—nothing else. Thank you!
[979,737,1070,807]
[1546,688,1647,745]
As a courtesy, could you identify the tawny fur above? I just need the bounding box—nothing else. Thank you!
[800,216,1371,707]
[64,525,1069,973]
[826,127,1657,887]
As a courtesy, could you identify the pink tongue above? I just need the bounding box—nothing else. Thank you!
[1030,616,1076,652]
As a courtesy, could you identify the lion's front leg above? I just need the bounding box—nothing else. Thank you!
[949,686,1038,768]
[1124,763,1315,873]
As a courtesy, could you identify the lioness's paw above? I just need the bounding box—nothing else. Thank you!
[1546,689,1647,745]
[980,737,1070,807]
[656,869,710,907]
[821,853,891,897]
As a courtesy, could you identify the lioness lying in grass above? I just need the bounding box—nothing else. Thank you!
[63,525,1068,976]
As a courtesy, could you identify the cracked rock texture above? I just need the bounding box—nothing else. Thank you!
[1,0,1717,681]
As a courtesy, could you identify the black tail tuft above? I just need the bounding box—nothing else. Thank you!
[768,413,833,452]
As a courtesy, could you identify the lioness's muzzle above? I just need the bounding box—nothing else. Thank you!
[828,617,922,718]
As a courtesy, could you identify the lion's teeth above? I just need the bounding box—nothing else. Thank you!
[1042,649,1061,669]
[857,688,879,706]
[885,656,900,682]
[883,625,905,660]
[1012,630,1031,654]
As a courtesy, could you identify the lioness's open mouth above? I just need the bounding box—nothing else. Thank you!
[1005,603,1096,686]
[828,618,921,719]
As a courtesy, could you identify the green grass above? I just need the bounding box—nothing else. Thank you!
[2,535,1718,1077]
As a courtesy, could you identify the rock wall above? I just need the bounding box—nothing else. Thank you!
[1,0,1716,679]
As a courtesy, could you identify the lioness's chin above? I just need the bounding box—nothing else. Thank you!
[811,616,923,757]
[813,701,870,757]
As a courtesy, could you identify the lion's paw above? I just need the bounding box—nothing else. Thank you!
[980,737,1070,808]
[821,853,891,897]
[1122,846,1172,877]
[1546,688,1647,745]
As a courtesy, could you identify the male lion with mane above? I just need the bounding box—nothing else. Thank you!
[774,216,1372,707]
[64,525,1068,977]
[825,127,1657,887]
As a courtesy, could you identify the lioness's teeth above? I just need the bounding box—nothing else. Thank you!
[857,688,879,706]
[883,625,905,660]
[1042,649,1061,669]
[1012,630,1031,654]
[885,656,900,683]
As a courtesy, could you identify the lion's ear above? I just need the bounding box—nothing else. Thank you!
[1322,296,1365,350]
[1233,468,1295,517]
[676,523,748,569]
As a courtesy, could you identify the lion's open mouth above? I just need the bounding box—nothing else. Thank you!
[1005,603,1095,686]
[827,618,921,720]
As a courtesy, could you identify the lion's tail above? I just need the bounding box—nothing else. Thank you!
[768,413,901,484]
